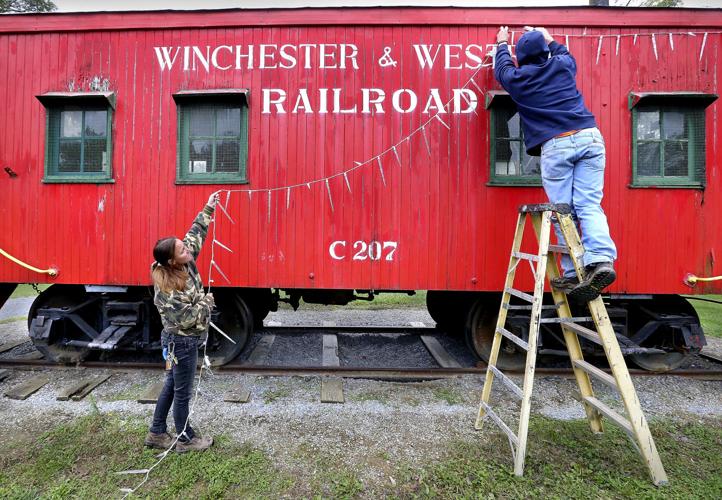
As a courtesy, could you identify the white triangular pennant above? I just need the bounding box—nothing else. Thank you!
[210,320,236,344]
[286,187,290,209]
[343,172,352,193]
[421,126,431,157]
[216,200,235,225]
[211,260,231,284]
[616,35,620,55]
[392,145,402,167]
[435,114,450,130]
[325,179,334,211]
[596,35,603,64]
[651,33,658,60]
[376,156,387,187]
[669,33,674,51]
[213,239,233,253]
[700,32,708,61]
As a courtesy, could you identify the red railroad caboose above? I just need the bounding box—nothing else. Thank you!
[0,6,719,370]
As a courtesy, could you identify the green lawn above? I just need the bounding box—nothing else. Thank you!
[8,284,48,299]
[1,412,719,498]
[686,295,722,339]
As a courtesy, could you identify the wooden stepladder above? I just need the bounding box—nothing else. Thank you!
[475,203,668,486]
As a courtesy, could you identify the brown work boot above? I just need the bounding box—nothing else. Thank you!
[176,435,213,453]
[144,431,175,450]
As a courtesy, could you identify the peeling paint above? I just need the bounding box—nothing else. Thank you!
[98,194,106,213]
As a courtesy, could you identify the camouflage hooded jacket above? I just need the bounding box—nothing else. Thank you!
[151,204,215,336]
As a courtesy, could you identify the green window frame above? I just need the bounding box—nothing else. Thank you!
[629,92,717,189]
[174,90,249,185]
[486,91,541,186]
[37,92,115,184]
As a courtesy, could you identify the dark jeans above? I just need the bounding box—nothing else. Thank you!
[149,333,199,442]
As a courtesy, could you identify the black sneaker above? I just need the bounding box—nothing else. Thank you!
[568,262,616,302]
[550,275,579,293]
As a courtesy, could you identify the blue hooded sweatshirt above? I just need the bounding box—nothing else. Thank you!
[495,30,596,156]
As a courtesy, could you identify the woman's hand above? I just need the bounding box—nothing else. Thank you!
[207,191,221,208]
[204,293,215,309]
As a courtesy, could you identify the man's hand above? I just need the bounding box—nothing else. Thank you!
[524,26,553,44]
[496,26,509,44]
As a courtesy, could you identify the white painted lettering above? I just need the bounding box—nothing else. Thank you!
[412,44,441,69]
[153,46,181,70]
[262,88,286,114]
[362,88,386,114]
[422,88,446,114]
[292,89,313,113]
[211,45,233,70]
[444,44,463,69]
[259,44,278,69]
[191,46,211,72]
[392,89,417,113]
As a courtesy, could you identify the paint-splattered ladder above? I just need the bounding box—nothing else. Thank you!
[475,203,668,486]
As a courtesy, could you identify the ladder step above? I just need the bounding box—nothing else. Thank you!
[561,322,602,345]
[548,244,570,255]
[540,316,594,324]
[480,402,519,447]
[496,327,530,351]
[583,396,634,438]
[504,287,535,303]
[573,359,618,390]
[489,365,523,399]
[512,251,540,262]
[505,304,559,311]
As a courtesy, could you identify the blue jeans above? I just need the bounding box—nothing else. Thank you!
[149,333,198,442]
[540,127,617,277]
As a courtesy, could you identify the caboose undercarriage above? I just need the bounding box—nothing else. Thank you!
[1,284,706,372]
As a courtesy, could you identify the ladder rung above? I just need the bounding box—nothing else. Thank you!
[496,327,530,351]
[512,251,540,262]
[548,244,570,255]
[504,287,535,303]
[540,316,594,324]
[583,396,634,438]
[480,402,519,447]
[561,322,602,345]
[489,365,524,399]
[573,359,618,389]
[504,304,559,311]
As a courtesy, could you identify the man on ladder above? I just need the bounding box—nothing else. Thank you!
[477,27,668,487]
[495,25,617,301]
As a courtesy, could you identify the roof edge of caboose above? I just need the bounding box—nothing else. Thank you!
[0,6,721,34]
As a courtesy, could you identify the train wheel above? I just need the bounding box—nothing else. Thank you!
[27,285,94,364]
[204,292,252,366]
[426,291,476,336]
[465,296,527,371]
[628,352,689,372]
[626,295,700,372]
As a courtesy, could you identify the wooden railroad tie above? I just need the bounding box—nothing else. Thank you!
[4,375,49,400]
[321,334,344,403]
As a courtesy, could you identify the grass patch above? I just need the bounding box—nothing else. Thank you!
[0,413,292,498]
[263,387,291,404]
[431,387,465,405]
[103,383,146,402]
[8,284,48,299]
[291,291,427,311]
[393,416,722,498]
[0,316,25,325]
[349,390,390,404]
[686,294,722,339]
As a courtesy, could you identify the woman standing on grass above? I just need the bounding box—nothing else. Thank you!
[145,192,219,453]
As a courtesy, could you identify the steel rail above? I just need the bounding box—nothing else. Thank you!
[1,358,721,380]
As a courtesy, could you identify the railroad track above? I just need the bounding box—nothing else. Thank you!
[2,325,721,381]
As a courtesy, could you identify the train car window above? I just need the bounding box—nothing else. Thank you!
[485,91,542,187]
[174,92,248,185]
[37,93,115,184]
[629,92,717,189]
